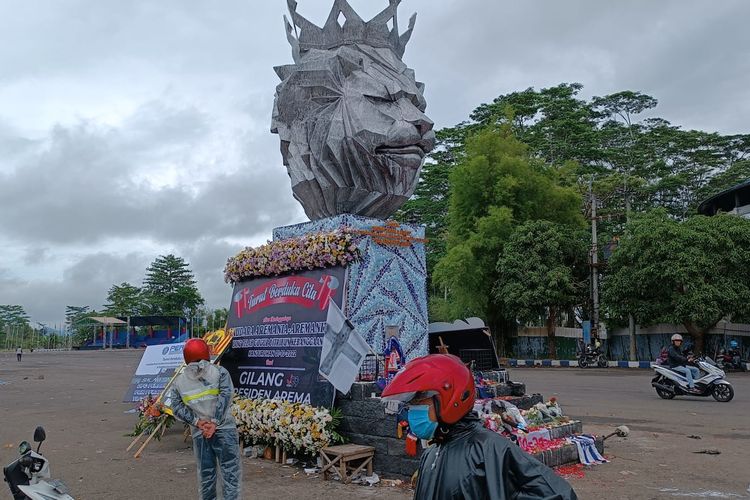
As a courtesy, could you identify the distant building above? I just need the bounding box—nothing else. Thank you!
[698,180,750,218]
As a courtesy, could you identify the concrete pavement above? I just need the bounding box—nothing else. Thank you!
[516,367,750,499]
[1,351,748,499]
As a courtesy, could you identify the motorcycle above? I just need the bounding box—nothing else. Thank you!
[651,356,734,402]
[714,350,747,372]
[3,426,74,500]
[578,344,608,368]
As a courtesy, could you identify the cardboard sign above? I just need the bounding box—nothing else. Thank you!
[222,267,347,408]
[123,343,185,402]
[204,329,234,360]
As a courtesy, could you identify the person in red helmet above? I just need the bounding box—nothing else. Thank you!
[382,354,576,499]
[169,338,241,499]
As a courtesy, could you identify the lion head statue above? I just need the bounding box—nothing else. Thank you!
[271,0,435,220]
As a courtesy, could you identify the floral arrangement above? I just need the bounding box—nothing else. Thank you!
[521,437,568,455]
[128,395,175,440]
[232,397,344,456]
[224,229,360,283]
[522,398,566,427]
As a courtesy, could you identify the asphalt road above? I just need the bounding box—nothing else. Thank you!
[1,351,748,499]
[517,366,750,499]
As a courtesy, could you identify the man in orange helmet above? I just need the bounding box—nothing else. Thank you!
[169,338,241,499]
[382,354,576,499]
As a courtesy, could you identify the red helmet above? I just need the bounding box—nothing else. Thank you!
[183,338,210,364]
[381,354,475,425]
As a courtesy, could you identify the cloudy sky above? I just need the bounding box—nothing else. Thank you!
[1,0,748,325]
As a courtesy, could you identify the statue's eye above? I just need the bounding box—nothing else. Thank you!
[311,96,340,105]
[366,95,394,104]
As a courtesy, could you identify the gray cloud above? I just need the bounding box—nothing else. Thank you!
[0,101,299,245]
[0,252,150,325]
[0,0,748,324]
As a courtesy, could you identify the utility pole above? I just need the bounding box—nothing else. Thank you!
[626,192,637,361]
[590,180,600,340]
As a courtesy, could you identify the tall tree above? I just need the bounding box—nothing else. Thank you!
[602,211,750,354]
[433,125,584,345]
[0,305,31,347]
[0,305,30,327]
[398,125,477,278]
[142,255,204,317]
[471,83,602,167]
[496,221,589,358]
[103,282,143,316]
[696,160,750,203]
[206,308,229,332]
[65,305,96,345]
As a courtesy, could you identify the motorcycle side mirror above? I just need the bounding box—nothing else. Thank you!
[33,426,46,453]
[33,427,46,443]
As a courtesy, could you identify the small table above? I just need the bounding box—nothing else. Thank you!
[320,444,375,484]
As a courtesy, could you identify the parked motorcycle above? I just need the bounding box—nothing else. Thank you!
[651,357,734,402]
[3,427,74,500]
[578,344,608,368]
[714,349,747,372]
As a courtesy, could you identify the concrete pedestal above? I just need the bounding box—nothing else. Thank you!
[274,215,428,358]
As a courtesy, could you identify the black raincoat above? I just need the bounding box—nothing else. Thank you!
[414,413,577,500]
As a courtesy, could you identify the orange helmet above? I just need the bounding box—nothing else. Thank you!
[183,338,210,364]
[381,354,475,425]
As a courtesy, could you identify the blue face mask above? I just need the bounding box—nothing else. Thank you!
[407,405,438,440]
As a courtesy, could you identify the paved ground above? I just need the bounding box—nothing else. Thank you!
[1,350,748,499]
[517,366,750,499]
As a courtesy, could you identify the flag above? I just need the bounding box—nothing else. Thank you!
[320,301,371,395]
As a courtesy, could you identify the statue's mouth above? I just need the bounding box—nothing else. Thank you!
[375,145,427,171]
[376,145,426,156]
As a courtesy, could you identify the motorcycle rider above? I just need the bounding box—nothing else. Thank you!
[169,338,241,500]
[667,334,701,392]
[381,354,577,499]
[726,340,744,370]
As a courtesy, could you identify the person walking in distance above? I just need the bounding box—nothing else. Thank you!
[169,338,241,499]
[16,346,22,362]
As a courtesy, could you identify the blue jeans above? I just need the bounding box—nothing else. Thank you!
[193,427,241,500]
[672,365,701,388]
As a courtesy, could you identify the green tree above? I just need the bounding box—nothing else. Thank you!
[0,305,31,348]
[602,211,750,353]
[433,125,584,346]
[696,160,750,204]
[398,125,477,278]
[103,282,143,317]
[65,305,97,346]
[142,255,204,317]
[471,83,602,167]
[208,308,229,331]
[0,305,30,327]
[496,221,589,358]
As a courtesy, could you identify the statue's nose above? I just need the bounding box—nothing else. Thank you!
[386,118,432,147]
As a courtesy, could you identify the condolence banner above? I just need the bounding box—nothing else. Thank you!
[223,267,347,408]
[123,343,185,402]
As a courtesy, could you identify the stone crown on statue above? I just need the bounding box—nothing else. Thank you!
[283,0,417,59]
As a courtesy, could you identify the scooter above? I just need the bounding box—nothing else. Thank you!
[3,426,74,500]
[651,357,734,402]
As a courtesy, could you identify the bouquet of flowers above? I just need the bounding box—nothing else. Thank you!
[522,398,569,428]
[224,229,360,283]
[128,394,175,440]
[232,397,344,456]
